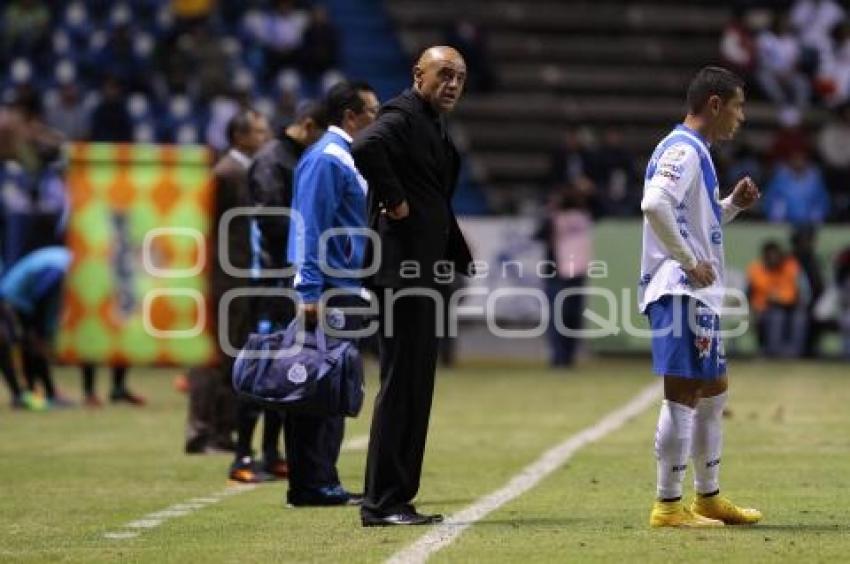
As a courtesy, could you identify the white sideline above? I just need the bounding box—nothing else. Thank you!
[102,433,370,540]
[386,382,663,564]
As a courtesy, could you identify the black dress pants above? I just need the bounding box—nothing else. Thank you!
[363,293,439,515]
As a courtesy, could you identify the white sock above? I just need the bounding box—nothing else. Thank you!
[692,391,727,495]
[655,399,696,500]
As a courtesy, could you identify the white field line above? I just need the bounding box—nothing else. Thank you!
[387,382,663,564]
[103,433,370,540]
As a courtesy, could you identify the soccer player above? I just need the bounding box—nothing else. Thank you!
[639,67,762,528]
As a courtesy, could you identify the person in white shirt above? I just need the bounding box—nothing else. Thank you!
[755,13,810,113]
[640,66,762,528]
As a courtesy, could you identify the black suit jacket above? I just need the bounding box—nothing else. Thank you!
[247,134,305,272]
[352,89,473,289]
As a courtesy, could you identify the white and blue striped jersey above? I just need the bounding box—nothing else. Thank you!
[639,124,727,315]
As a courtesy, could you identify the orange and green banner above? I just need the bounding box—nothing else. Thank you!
[56,143,216,366]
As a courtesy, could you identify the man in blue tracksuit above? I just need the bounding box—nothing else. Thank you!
[284,80,378,506]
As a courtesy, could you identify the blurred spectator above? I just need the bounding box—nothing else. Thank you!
[834,246,850,358]
[172,0,216,33]
[817,103,850,219]
[2,0,51,60]
[768,110,809,162]
[548,129,595,191]
[244,0,308,80]
[790,226,826,356]
[747,240,807,357]
[755,12,810,113]
[588,128,640,217]
[80,364,146,408]
[813,22,850,106]
[723,140,765,191]
[90,22,147,92]
[535,184,594,368]
[46,83,91,141]
[89,77,134,142]
[299,5,340,86]
[790,0,845,74]
[180,22,235,103]
[762,150,830,224]
[720,7,757,78]
[0,92,68,268]
[0,246,74,409]
[446,19,496,93]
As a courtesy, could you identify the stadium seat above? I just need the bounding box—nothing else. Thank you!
[176,123,199,145]
[54,60,77,86]
[127,93,151,122]
[133,122,156,143]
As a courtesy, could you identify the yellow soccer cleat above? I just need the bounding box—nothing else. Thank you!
[690,495,762,525]
[649,500,725,528]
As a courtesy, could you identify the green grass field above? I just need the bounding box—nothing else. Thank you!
[1,359,849,563]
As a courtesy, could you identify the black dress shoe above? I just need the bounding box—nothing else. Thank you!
[361,507,443,527]
[402,504,444,523]
[287,485,361,507]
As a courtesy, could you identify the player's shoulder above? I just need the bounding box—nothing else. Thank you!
[656,140,699,167]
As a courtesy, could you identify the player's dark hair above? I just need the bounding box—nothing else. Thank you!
[226,108,260,145]
[324,80,375,126]
[686,66,744,113]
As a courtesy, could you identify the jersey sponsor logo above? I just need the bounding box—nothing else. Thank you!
[672,464,688,472]
[656,169,681,181]
[711,227,722,245]
[663,146,688,162]
[639,273,652,287]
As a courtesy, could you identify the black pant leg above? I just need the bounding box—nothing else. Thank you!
[0,344,21,399]
[261,409,284,460]
[284,294,365,493]
[284,412,340,491]
[363,294,438,514]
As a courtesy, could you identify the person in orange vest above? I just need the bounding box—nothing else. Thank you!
[747,240,807,357]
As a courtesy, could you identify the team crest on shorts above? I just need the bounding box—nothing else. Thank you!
[326,308,345,330]
[695,335,712,359]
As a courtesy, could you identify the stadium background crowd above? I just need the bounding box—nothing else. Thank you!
[0,0,849,420]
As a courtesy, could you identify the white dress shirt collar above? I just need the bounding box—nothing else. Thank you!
[328,125,353,144]
[228,148,252,170]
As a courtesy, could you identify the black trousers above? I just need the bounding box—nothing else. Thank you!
[284,292,366,494]
[363,294,438,515]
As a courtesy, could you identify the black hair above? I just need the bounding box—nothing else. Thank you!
[226,108,260,145]
[293,99,328,129]
[761,240,782,255]
[324,80,375,126]
[686,66,744,113]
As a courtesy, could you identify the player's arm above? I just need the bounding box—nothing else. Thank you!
[720,176,760,224]
[641,145,714,287]
[288,157,342,316]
